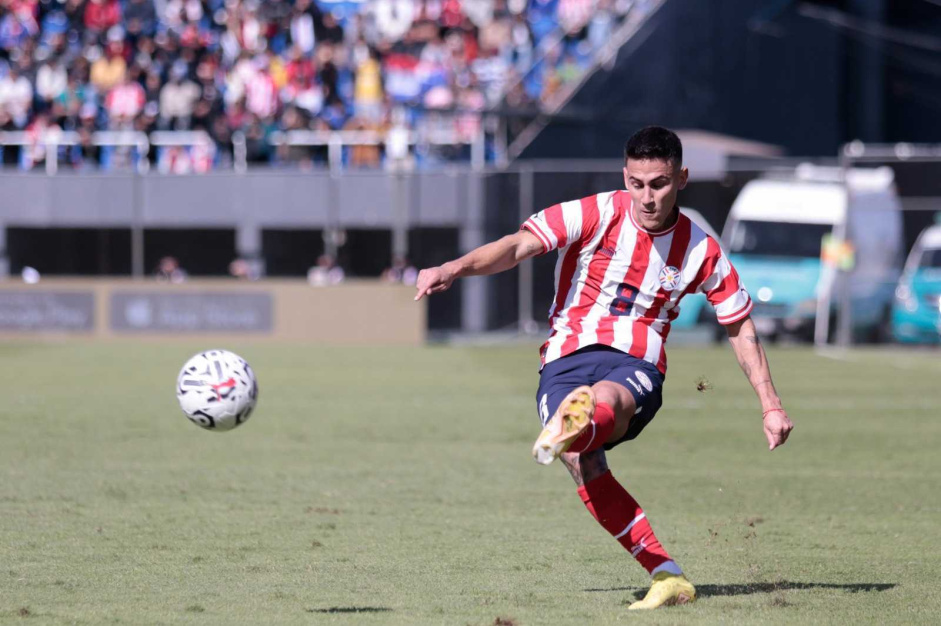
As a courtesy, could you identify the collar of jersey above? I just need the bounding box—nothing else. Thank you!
[619,191,681,237]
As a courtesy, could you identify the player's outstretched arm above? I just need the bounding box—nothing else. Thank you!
[725,317,794,451]
[414,230,543,301]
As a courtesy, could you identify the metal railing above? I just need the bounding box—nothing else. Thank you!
[0,129,249,174]
[0,116,491,175]
[268,121,488,172]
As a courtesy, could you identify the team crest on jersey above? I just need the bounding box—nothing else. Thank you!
[658,266,681,290]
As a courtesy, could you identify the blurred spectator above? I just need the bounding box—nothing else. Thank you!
[106,75,145,128]
[154,256,187,283]
[289,0,318,55]
[0,66,33,128]
[36,58,68,110]
[307,254,345,286]
[85,0,123,34]
[159,61,200,129]
[125,0,158,40]
[229,258,262,280]
[353,49,383,122]
[91,41,127,92]
[381,256,418,285]
[343,114,384,167]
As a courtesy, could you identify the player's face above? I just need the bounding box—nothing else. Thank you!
[623,158,688,231]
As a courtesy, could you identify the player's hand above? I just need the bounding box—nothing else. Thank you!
[762,409,793,451]
[414,265,456,301]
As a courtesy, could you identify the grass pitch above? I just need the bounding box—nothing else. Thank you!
[1,340,940,625]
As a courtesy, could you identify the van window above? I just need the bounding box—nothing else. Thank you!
[728,220,832,258]
[920,248,941,268]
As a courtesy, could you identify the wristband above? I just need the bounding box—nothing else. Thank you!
[762,408,786,419]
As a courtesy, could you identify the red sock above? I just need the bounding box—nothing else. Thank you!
[577,470,674,574]
[567,402,616,454]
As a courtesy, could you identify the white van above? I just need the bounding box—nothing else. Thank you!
[722,165,904,341]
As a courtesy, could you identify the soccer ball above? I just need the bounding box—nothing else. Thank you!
[176,349,258,431]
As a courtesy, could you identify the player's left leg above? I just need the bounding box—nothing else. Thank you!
[561,449,696,610]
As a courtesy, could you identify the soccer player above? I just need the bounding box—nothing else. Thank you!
[414,126,794,610]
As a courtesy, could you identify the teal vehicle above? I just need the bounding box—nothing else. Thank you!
[892,225,941,344]
[721,166,903,342]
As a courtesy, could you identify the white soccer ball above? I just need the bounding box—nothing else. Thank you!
[176,349,258,431]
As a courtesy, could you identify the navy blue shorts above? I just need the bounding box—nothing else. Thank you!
[536,345,665,450]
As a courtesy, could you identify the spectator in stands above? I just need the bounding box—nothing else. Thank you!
[0,5,38,55]
[36,57,68,112]
[159,61,200,130]
[85,0,123,35]
[353,48,383,122]
[308,254,345,286]
[317,12,345,46]
[154,256,187,283]
[229,258,262,280]
[343,114,384,168]
[0,65,33,129]
[289,0,318,55]
[105,74,145,129]
[90,40,127,93]
[382,255,418,285]
[125,0,158,40]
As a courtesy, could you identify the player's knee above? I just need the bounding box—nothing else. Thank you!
[591,380,636,415]
[590,381,635,441]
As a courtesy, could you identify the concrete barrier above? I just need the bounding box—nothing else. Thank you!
[0,279,425,344]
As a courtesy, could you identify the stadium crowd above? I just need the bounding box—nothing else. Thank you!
[0,0,644,170]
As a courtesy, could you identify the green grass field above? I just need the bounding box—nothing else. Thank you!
[1,341,940,625]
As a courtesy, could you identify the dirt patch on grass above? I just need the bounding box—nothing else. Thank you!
[305,506,342,515]
[18,607,30,617]
[492,618,518,626]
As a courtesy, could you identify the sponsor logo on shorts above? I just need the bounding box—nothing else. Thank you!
[658,266,681,290]
[636,371,654,392]
[626,377,643,394]
[539,394,550,424]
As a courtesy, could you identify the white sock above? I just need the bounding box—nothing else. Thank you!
[651,560,683,577]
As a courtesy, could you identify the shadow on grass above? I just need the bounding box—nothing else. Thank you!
[306,607,393,614]
[585,581,897,600]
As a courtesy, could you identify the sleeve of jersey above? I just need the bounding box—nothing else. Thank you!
[521,202,582,254]
[699,250,753,325]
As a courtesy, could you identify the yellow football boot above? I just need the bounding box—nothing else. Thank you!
[628,571,697,610]
[532,386,595,465]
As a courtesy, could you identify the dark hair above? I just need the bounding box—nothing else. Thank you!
[624,126,683,166]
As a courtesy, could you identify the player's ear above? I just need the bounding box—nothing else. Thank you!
[622,165,630,189]
[678,166,689,190]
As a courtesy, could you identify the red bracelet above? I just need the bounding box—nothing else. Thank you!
[762,409,786,418]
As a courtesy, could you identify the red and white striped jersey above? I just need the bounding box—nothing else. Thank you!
[522,190,753,374]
